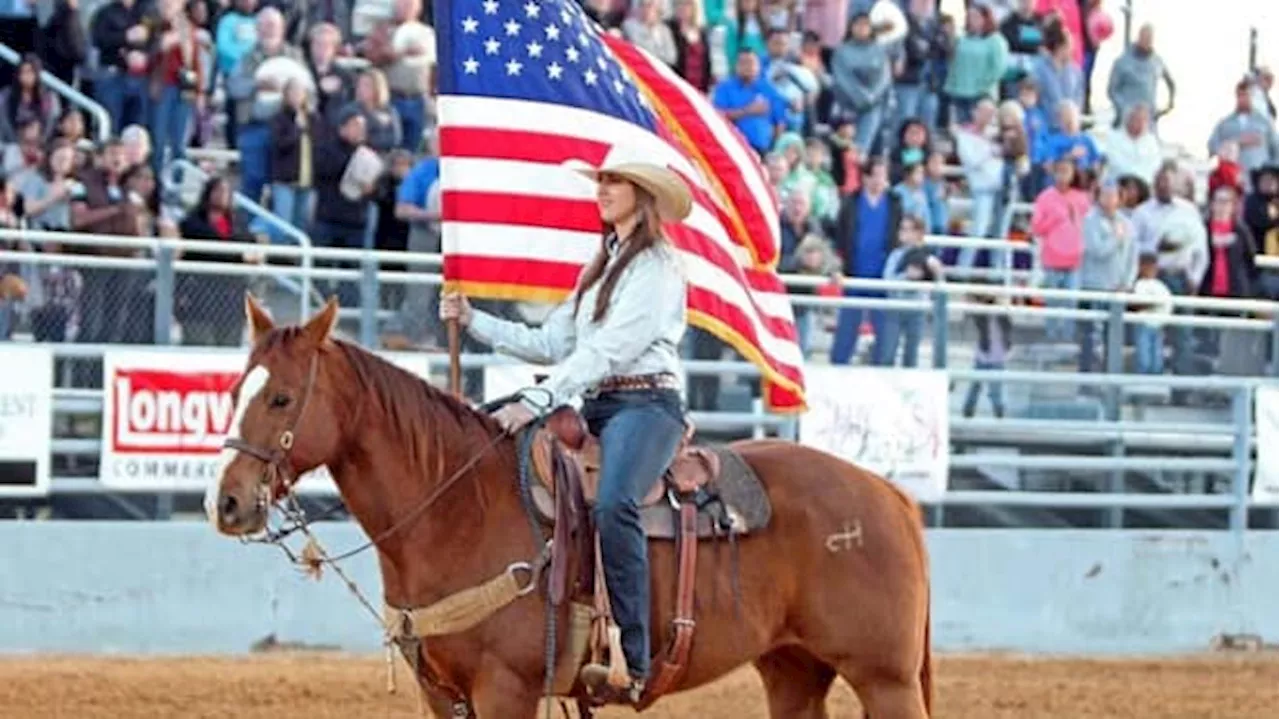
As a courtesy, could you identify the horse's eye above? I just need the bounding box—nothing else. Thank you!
[269,394,291,409]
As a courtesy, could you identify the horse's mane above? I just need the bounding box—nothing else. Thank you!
[259,328,507,467]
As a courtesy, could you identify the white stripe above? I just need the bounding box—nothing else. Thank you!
[621,45,781,246]
[207,365,270,525]
[445,225,802,369]
[442,223,600,263]
[443,155,757,287]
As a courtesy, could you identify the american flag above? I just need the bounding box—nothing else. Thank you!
[433,0,806,412]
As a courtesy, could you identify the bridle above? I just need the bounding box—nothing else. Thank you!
[221,350,508,564]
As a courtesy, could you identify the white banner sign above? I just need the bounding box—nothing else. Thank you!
[1254,386,1278,503]
[0,345,54,497]
[100,349,429,492]
[799,366,950,502]
[482,364,547,403]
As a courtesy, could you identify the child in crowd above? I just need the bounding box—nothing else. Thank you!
[880,214,942,367]
[893,162,930,226]
[790,232,842,354]
[1131,252,1173,374]
[962,283,1012,418]
[923,151,951,234]
[1207,139,1244,199]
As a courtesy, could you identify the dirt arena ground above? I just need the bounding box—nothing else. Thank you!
[0,653,1273,719]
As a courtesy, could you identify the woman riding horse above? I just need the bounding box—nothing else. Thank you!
[439,148,693,704]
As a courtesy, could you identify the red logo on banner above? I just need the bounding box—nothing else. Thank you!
[110,369,241,454]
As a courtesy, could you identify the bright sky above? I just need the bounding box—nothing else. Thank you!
[941,0,1277,159]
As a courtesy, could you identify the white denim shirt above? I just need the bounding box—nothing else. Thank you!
[468,239,687,410]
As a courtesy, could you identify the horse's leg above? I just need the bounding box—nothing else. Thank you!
[753,645,837,719]
[470,655,541,719]
[846,672,928,719]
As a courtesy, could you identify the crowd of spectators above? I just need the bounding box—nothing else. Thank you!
[0,0,1277,410]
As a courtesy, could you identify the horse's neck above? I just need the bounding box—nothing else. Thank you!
[327,420,527,608]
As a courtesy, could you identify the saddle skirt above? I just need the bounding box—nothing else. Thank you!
[527,410,771,540]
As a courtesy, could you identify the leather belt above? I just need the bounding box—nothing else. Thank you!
[586,373,681,397]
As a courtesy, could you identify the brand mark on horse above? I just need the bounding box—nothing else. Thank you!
[824,520,864,553]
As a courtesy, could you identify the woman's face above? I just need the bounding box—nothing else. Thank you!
[131,169,156,198]
[740,0,759,13]
[904,123,926,147]
[965,7,982,33]
[50,146,74,177]
[17,63,36,90]
[596,174,639,225]
[311,31,338,62]
[766,155,788,183]
[1053,160,1075,189]
[1211,191,1236,220]
[849,17,871,41]
[782,144,801,168]
[60,112,85,139]
[805,144,826,169]
[675,0,694,22]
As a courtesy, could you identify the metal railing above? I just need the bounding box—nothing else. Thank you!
[0,40,111,143]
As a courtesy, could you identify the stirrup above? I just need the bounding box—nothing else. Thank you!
[580,664,644,704]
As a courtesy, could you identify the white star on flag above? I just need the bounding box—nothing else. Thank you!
[482,0,498,15]
[463,56,479,73]
[545,24,560,40]
[547,62,563,80]
[484,37,501,55]
[524,1,539,17]
[506,58,523,75]
[461,15,478,32]
[504,18,520,36]
[613,79,624,93]
[583,68,597,85]
[566,46,580,63]
[527,41,543,58]
[596,56,607,70]
[560,8,571,23]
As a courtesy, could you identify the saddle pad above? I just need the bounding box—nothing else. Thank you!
[529,446,771,541]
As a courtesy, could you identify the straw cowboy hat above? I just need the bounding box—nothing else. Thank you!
[564,146,693,223]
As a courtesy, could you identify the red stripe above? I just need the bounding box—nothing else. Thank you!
[689,285,803,384]
[444,191,603,234]
[444,255,583,290]
[441,126,612,165]
[605,37,779,267]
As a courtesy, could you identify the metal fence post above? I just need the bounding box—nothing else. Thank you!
[1229,386,1253,534]
[359,254,378,348]
[1269,315,1278,377]
[1104,300,1125,418]
[153,244,175,345]
[932,291,948,369]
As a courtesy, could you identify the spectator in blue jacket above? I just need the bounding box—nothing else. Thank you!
[713,50,786,157]
[1032,32,1083,132]
[1040,100,1100,176]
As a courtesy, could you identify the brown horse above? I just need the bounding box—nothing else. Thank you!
[209,296,932,718]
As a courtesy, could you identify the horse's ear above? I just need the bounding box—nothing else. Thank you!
[302,296,340,346]
[245,292,275,341]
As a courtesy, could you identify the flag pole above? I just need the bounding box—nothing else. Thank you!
[446,317,462,398]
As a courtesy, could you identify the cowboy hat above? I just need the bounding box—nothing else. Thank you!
[564,146,693,222]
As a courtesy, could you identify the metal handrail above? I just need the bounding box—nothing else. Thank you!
[0,40,111,143]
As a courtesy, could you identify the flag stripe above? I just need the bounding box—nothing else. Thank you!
[604,37,781,267]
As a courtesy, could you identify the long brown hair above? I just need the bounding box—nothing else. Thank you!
[573,187,665,323]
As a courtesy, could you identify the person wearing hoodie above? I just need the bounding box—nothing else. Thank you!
[1030,156,1091,343]
[998,0,1043,95]
[1105,23,1175,129]
[1243,165,1278,300]
[1208,81,1280,181]
[879,214,941,367]
[830,12,891,155]
[943,5,1007,124]
[1078,178,1137,372]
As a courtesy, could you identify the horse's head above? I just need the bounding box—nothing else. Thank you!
[206,294,345,536]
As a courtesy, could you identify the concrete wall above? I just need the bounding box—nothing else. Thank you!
[1,523,1275,655]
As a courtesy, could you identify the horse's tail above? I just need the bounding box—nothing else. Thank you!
[920,590,933,716]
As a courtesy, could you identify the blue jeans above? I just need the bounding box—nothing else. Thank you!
[150,85,192,175]
[877,310,923,367]
[894,83,938,132]
[963,358,1005,416]
[392,94,425,151]
[237,122,271,205]
[581,388,687,680]
[793,306,814,357]
[854,103,883,156]
[830,292,885,365]
[269,184,314,244]
[1042,268,1080,343]
[95,73,150,133]
[1134,324,1164,374]
[1158,271,1193,375]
